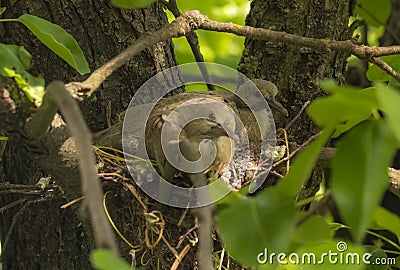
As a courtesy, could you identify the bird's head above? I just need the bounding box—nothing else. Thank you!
[237,79,288,116]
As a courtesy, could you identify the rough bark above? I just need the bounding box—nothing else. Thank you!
[239,0,356,138]
[238,0,356,199]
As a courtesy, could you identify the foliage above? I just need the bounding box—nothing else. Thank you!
[2,1,400,269]
[91,249,134,270]
[0,43,44,106]
[355,0,391,27]
[217,0,400,265]
[0,9,89,106]
[218,81,400,268]
[164,0,249,68]
[16,14,90,75]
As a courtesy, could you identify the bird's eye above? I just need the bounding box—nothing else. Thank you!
[254,91,262,98]
[208,113,216,121]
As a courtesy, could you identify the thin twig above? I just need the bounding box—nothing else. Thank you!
[0,197,29,213]
[171,244,191,270]
[177,207,189,227]
[160,0,214,90]
[368,57,400,81]
[284,100,311,131]
[176,225,198,249]
[218,248,225,270]
[179,137,214,270]
[60,196,85,209]
[277,128,290,172]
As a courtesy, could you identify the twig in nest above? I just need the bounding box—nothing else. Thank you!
[176,225,198,249]
[277,128,290,172]
[284,100,311,131]
[273,132,320,168]
[171,244,191,270]
[60,196,84,209]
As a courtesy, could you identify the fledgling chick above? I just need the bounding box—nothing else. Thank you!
[147,98,236,181]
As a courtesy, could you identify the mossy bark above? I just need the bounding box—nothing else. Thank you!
[238,0,356,200]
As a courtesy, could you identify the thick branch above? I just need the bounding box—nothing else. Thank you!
[67,10,400,98]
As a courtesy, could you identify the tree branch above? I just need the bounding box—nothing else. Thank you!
[160,0,214,90]
[368,57,400,81]
[46,81,118,253]
[67,10,400,98]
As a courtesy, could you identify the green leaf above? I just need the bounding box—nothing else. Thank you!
[0,7,6,16]
[363,246,388,270]
[276,126,334,198]
[308,82,378,135]
[218,189,298,266]
[3,68,44,106]
[372,206,400,242]
[91,249,133,270]
[292,216,331,245]
[0,44,44,106]
[356,0,391,27]
[332,119,397,243]
[0,44,32,71]
[376,85,400,143]
[17,14,89,75]
[17,45,33,69]
[111,0,156,9]
[367,55,400,82]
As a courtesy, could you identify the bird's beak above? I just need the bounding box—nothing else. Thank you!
[269,99,288,117]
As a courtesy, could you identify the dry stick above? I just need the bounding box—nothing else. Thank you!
[171,244,191,270]
[160,0,214,91]
[0,197,29,213]
[369,57,400,81]
[284,100,311,131]
[179,137,214,270]
[67,10,400,98]
[272,133,320,168]
[46,81,118,253]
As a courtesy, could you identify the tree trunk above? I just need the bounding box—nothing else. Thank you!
[0,0,361,269]
[238,0,356,199]
[0,1,179,269]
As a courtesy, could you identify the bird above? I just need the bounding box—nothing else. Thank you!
[93,79,288,182]
[238,79,288,117]
[211,79,288,145]
[146,97,236,181]
[203,79,288,116]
